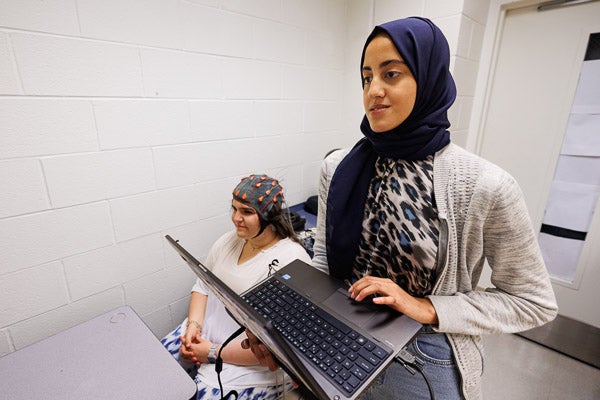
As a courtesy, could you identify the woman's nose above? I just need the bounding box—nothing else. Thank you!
[368,78,384,98]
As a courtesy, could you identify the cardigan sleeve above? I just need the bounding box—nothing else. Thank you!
[311,149,350,275]
[430,170,558,335]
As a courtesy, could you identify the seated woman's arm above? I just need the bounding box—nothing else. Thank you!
[242,330,280,371]
[179,291,208,363]
[217,338,262,366]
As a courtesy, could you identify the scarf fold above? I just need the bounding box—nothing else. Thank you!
[326,17,456,278]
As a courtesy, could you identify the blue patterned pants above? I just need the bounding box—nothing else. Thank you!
[161,321,294,400]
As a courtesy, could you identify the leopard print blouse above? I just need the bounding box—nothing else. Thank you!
[353,156,440,296]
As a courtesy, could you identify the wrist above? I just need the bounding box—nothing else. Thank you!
[186,319,202,331]
[207,343,220,363]
[414,297,438,325]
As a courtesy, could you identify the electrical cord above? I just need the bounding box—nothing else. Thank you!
[396,347,436,400]
[215,326,246,400]
[213,326,292,400]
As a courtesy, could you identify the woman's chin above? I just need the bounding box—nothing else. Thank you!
[235,228,247,237]
[368,122,389,133]
[237,228,257,240]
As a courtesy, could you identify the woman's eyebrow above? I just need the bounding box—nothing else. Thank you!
[381,59,406,68]
[362,59,406,72]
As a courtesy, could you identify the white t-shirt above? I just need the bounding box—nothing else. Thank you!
[192,230,312,389]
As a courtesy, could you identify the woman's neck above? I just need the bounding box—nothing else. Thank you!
[238,228,281,265]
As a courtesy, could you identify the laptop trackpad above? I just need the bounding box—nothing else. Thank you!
[322,289,400,330]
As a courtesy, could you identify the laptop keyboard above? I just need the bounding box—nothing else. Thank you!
[242,278,391,396]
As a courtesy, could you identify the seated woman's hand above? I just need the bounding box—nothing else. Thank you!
[180,336,214,365]
[179,340,198,365]
[179,322,203,364]
[241,330,279,371]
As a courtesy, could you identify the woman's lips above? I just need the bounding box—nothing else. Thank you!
[370,104,389,115]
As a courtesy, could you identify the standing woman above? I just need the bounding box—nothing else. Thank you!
[162,174,311,400]
[309,17,558,399]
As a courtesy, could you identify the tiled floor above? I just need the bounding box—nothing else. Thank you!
[482,333,600,400]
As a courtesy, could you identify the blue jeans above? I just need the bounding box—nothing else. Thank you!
[360,326,463,400]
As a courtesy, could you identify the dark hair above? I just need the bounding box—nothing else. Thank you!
[263,201,302,244]
[234,197,302,245]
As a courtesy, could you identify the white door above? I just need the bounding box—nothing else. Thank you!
[477,1,600,328]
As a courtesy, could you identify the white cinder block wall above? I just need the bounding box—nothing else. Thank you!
[0,0,489,356]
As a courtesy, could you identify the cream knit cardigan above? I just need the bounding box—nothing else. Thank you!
[312,143,558,400]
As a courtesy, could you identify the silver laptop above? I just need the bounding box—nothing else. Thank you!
[166,235,421,400]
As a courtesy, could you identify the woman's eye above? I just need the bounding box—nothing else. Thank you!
[385,71,400,79]
[362,75,372,85]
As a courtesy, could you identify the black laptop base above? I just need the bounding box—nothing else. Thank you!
[243,276,392,397]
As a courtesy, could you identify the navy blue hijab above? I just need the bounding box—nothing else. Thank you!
[325,17,457,279]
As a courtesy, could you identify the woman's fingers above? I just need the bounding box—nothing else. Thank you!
[350,276,388,300]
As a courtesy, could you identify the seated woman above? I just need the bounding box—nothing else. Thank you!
[161,174,311,400]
